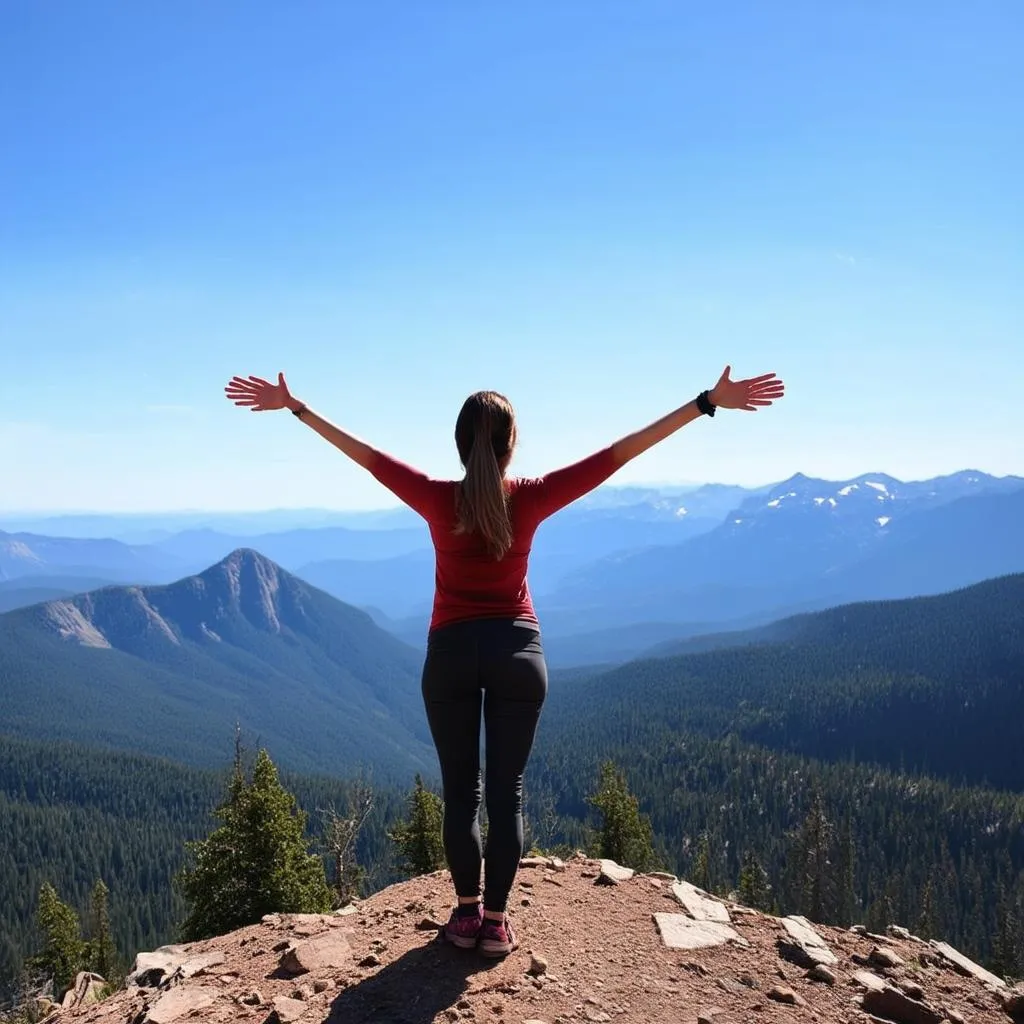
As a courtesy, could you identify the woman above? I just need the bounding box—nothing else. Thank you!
[224,366,784,957]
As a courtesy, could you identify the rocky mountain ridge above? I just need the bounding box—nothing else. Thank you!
[38,855,1023,1024]
[0,549,433,777]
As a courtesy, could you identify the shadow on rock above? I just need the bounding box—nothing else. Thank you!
[326,934,501,1024]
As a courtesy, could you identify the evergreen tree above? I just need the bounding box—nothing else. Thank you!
[587,761,658,872]
[835,810,857,926]
[177,747,331,941]
[28,883,85,998]
[803,793,835,922]
[784,791,836,921]
[866,886,897,934]
[388,775,446,876]
[990,882,1020,980]
[692,832,713,893]
[917,878,938,940]
[1013,886,1024,979]
[86,880,117,982]
[523,786,559,855]
[737,850,773,911]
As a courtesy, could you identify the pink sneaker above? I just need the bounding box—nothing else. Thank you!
[478,914,518,958]
[443,904,484,949]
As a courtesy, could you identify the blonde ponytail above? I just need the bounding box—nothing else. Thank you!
[454,392,516,559]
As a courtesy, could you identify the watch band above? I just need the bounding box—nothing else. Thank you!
[696,390,716,417]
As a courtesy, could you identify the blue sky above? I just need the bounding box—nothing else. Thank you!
[2,1,1021,512]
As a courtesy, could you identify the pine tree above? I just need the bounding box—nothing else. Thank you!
[523,786,559,855]
[803,793,835,922]
[587,761,658,872]
[1012,885,1024,978]
[28,883,86,998]
[835,810,857,926]
[737,850,773,911]
[785,791,836,921]
[917,878,938,940]
[990,882,1019,980]
[86,880,118,982]
[388,775,446,876]
[692,832,714,893]
[866,884,897,935]
[177,747,332,941]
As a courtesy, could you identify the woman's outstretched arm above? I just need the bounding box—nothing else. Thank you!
[225,372,377,467]
[610,401,703,466]
[287,402,378,469]
[224,372,445,519]
[611,366,784,464]
[527,366,784,522]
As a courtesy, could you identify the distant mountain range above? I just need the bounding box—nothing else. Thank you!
[2,469,1022,665]
[0,550,434,779]
[0,481,743,541]
[0,506,423,542]
[536,471,1024,640]
[0,575,117,614]
[3,544,1022,792]
[0,531,177,585]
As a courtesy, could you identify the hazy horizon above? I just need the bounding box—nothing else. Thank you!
[2,465,1020,521]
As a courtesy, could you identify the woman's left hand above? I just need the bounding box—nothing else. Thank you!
[709,366,785,411]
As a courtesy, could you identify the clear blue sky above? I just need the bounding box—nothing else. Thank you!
[2,1,1021,512]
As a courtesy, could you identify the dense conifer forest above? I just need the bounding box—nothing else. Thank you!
[4,724,1023,999]
[3,575,1023,998]
[0,736,407,999]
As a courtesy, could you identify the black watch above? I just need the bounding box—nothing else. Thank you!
[696,390,716,417]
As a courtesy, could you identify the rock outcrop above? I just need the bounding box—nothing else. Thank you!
[59,972,106,1012]
[44,853,1017,1024]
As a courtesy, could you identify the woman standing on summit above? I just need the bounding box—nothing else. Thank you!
[225,367,784,957]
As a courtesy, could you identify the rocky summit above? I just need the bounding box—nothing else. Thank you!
[44,854,1022,1024]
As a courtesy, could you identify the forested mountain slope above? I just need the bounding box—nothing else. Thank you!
[546,574,1024,791]
[0,549,434,778]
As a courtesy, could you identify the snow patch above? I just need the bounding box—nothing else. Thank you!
[838,484,858,497]
[876,516,891,527]
[828,497,837,507]
[865,481,888,493]
[766,491,798,509]
[813,497,826,505]
[674,506,688,518]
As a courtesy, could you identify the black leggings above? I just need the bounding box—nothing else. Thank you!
[421,617,548,913]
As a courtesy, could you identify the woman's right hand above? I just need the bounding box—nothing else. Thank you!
[224,372,299,412]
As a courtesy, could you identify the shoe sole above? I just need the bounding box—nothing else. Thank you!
[444,928,479,949]
[478,932,517,958]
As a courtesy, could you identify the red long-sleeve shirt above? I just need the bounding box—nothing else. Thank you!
[369,446,620,632]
